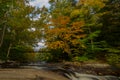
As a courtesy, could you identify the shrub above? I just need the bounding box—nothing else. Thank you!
[73,56,89,62]
[36,52,52,62]
[106,53,120,65]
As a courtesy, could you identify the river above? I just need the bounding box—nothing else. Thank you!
[27,62,120,80]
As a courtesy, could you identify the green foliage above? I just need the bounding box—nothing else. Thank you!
[106,53,120,65]
[1,0,120,63]
[81,30,101,42]
[49,49,65,62]
[99,0,120,47]
[35,52,52,62]
[72,56,89,62]
[9,45,35,62]
[42,0,120,62]
[9,52,36,63]
[23,52,36,62]
[70,9,81,19]
[107,48,120,53]
[0,0,43,61]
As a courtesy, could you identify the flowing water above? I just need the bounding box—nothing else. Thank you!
[31,63,120,80]
[0,62,119,80]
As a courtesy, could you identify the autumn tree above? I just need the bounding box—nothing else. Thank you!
[0,0,42,61]
[43,0,86,61]
[45,0,113,61]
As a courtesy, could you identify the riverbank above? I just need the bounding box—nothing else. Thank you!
[44,62,120,76]
[0,62,119,80]
[0,68,69,80]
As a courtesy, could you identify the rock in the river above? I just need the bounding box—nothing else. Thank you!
[65,72,120,80]
[104,76,120,80]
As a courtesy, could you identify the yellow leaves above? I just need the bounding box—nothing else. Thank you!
[71,21,85,34]
[46,14,86,54]
[71,39,79,45]
[46,27,67,38]
[72,21,84,28]
[70,9,80,18]
[51,16,70,27]
[80,0,105,9]
[59,16,70,25]
[48,41,65,49]
[63,34,72,41]
[46,21,85,52]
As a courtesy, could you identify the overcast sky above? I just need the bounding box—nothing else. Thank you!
[29,0,50,20]
[29,0,49,50]
[29,0,50,8]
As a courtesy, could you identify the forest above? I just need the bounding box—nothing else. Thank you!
[0,0,120,66]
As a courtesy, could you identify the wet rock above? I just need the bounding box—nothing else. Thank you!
[23,62,120,80]
[104,76,120,80]
[65,72,120,80]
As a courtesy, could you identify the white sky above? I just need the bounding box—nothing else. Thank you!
[29,0,50,20]
[29,0,49,50]
[29,0,50,8]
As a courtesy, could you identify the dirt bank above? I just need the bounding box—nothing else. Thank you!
[0,68,69,80]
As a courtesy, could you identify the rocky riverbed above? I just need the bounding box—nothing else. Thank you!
[42,62,120,76]
[36,62,120,80]
[0,62,120,80]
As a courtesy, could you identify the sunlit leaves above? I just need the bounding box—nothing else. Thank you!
[38,0,120,62]
[79,0,106,11]
[70,9,80,19]
[51,16,70,27]
[46,13,85,54]
[1,0,42,49]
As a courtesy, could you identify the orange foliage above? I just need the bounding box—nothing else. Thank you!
[51,16,70,28]
[46,16,86,54]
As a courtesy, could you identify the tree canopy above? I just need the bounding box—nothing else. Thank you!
[0,0,120,64]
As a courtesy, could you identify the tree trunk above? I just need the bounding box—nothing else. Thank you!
[0,25,6,47]
[6,43,12,62]
[88,28,94,52]
[0,11,8,48]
